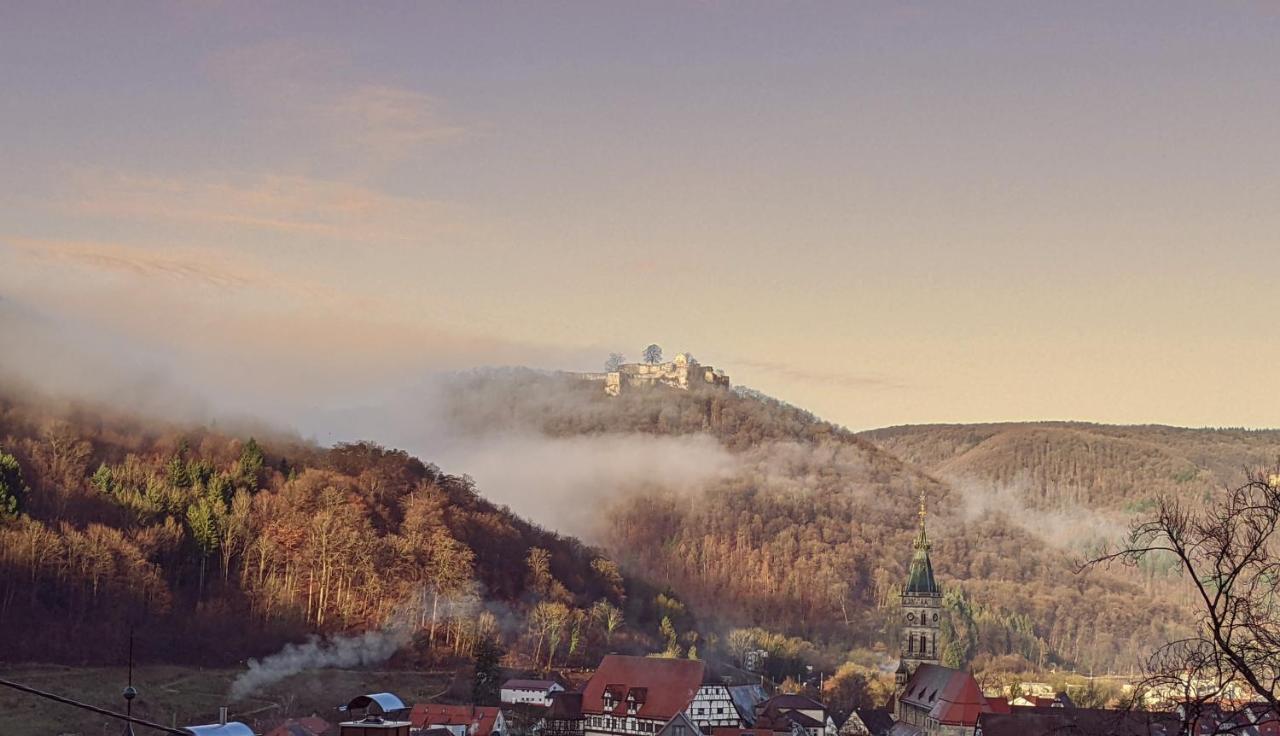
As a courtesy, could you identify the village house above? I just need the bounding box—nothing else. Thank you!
[580,655,705,736]
[542,692,586,736]
[839,709,892,736]
[410,704,508,736]
[751,694,838,736]
[688,682,753,731]
[656,713,703,736]
[502,679,566,707]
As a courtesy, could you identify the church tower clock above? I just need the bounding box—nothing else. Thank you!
[895,491,942,687]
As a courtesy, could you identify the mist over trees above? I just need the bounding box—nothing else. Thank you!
[0,388,652,667]
[1,367,1264,684]
[432,370,1206,675]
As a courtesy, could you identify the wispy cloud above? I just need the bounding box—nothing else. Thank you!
[64,169,463,243]
[326,84,466,161]
[4,236,259,290]
[208,38,466,170]
[734,358,908,390]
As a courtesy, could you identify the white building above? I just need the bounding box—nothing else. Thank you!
[686,684,751,731]
[502,679,567,707]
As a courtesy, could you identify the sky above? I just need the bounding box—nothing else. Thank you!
[2,1,1278,432]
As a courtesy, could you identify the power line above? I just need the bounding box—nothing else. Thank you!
[0,676,189,735]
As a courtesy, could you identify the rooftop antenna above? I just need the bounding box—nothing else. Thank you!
[121,627,137,736]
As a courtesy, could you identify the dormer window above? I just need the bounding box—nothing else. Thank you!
[604,684,625,711]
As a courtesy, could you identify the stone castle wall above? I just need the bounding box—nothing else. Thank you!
[603,354,729,396]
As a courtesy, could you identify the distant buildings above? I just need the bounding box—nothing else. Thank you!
[577,353,730,396]
[410,704,507,736]
[974,707,1181,736]
[750,694,838,736]
[502,680,567,708]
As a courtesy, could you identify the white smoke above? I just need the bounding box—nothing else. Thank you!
[229,626,412,702]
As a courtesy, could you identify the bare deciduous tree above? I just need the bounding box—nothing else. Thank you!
[1083,469,1280,734]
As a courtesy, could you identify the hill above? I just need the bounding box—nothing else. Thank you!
[861,422,1280,512]
[3,368,1259,685]
[0,382,635,672]
[432,372,1192,675]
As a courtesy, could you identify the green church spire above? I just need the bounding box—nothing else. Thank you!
[905,490,940,595]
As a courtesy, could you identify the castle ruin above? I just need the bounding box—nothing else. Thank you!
[580,353,730,396]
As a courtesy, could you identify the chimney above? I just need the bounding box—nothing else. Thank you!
[219,707,228,725]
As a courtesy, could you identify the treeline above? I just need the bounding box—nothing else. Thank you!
[0,390,649,666]
[436,371,1196,674]
[0,369,1219,678]
[862,422,1280,512]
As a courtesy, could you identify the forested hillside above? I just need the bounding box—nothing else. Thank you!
[434,371,1194,675]
[861,422,1280,511]
[3,369,1261,681]
[0,383,637,668]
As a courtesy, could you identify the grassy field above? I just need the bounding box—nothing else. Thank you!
[0,664,457,735]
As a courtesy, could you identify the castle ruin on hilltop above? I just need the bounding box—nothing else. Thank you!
[579,353,730,396]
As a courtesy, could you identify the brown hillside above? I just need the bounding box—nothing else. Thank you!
[862,422,1280,510]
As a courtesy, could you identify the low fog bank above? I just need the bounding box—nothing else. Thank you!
[296,376,740,539]
[1,299,739,539]
[949,477,1130,554]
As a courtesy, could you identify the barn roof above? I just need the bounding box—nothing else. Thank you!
[581,655,704,721]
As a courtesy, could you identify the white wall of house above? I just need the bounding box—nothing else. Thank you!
[502,684,566,707]
[582,713,667,736]
[686,685,745,730]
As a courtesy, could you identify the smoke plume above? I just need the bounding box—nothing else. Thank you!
[229,626,412,702]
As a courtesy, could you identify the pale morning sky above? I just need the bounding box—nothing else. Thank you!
[2,2,1278,431]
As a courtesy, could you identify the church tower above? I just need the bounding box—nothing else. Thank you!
[895,491,942,687]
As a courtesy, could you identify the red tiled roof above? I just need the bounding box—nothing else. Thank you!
[547,692,584,720]
[263,716,332,736]
[899,664,993,726]
[411,704,502,735]
[582,655,704,721]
